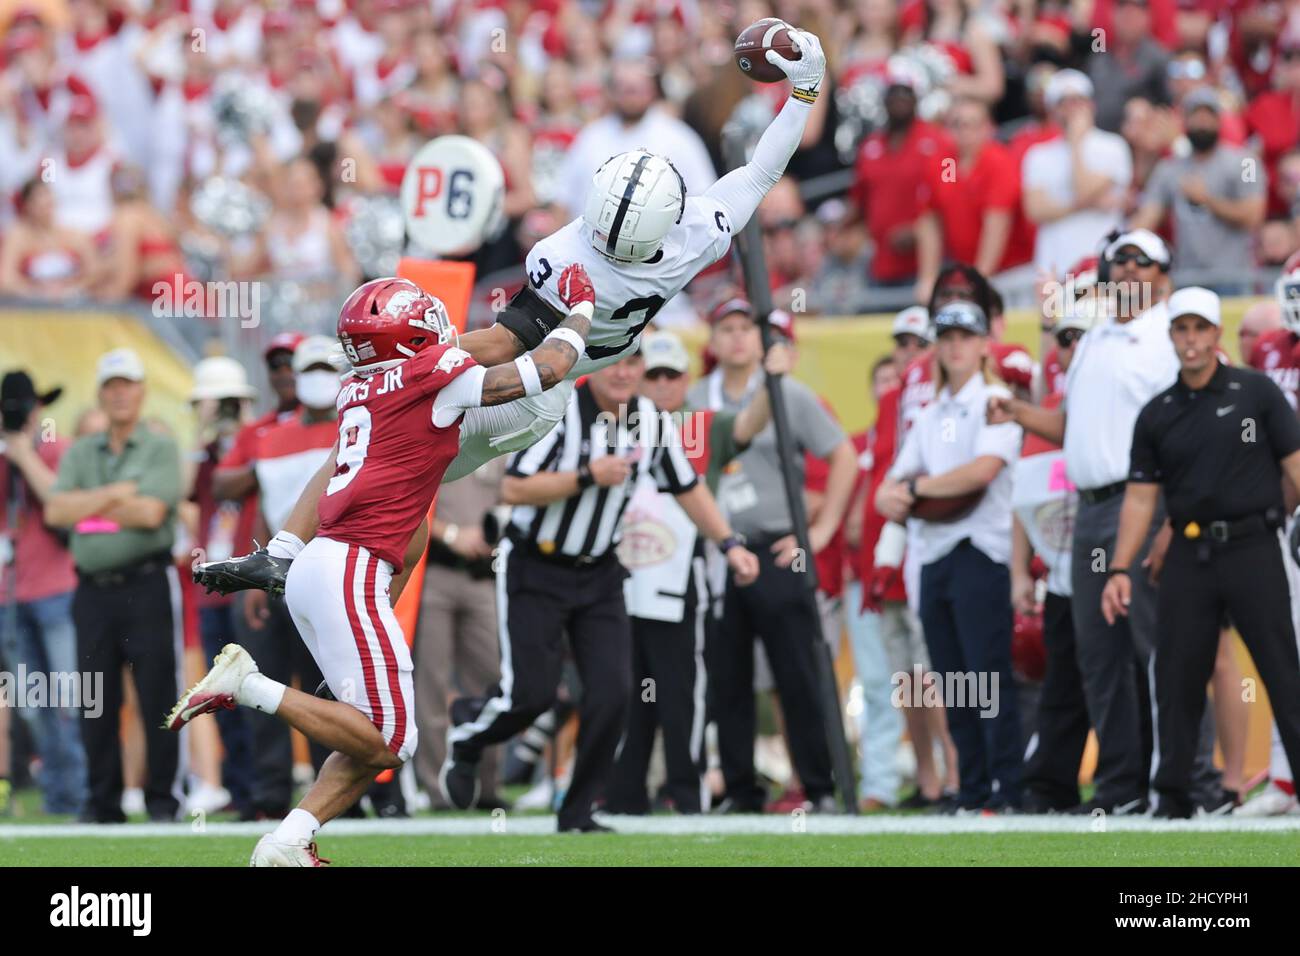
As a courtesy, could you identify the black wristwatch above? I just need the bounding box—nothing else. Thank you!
[719,533,746,554]
[1108,567,1131,578]
[576,462,594,489]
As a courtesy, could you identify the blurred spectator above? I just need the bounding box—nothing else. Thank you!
[186,356,259,819]
[688,296,856,813]
[230,155,358,290]
[556,57,717,219]
[458,78,537,220]
[0,178,99,301]
[851,65,954,287]
[877,300,1024,812]
[916,96,1032,302]
[401,29,461,139]
[47,93,118,238]
[1165,50,1247,145]
[1239,300,1285,364]
[1023,70,1131,276]
[101,164,187,302]
[1245,26,1300,218]
[903,0,1006,104]
[1,370,87,815]
[806,197,872,314]
[1120,95,1181,209]
[760,176,811,310]
[1259,217,1300,266]
[1086,0,1170,133]
[1276,148,1300,219]
[414,459,510,812]
[46,348,183,823]
[1131,89,1266,290]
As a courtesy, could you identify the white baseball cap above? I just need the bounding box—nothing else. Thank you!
[892,305,933,343]
[1104,229,1171,268]
[642,331,690,374]
[1167,286,1222,327]
[190,356,257,401]
[293,334,345,373]
[1045,69,1094,108]
[96,348,145,387]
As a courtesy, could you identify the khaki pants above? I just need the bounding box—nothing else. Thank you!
[413,563,502,807]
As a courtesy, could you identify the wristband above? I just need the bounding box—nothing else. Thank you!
[442,523,460,546]
[791,87,818,105]
[565,300,594,321]
[576,462,595,489]
[1108,567,1130,578]
[545,325,587,357]
[719,533,746,554]
[514,354,543,397]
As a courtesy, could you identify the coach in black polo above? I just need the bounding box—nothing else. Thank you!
[1102,287,1300,818]
[440,350,758,831]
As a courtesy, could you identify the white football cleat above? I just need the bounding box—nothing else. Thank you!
[1235,783,1299,817]
[164,643,258,731]
[250,834,330,867]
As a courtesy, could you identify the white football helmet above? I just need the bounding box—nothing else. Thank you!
[1276,250,1300,335]
[583,149,685,262]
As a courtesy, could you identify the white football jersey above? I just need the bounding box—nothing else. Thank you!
[524,196,734,377]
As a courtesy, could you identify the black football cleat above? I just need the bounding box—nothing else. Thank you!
[439,752,481,810]
[559,819,614,833]
[193,548,292,596]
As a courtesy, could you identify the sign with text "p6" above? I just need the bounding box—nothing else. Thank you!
[400,135,505,256]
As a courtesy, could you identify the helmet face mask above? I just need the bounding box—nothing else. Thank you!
[584,150,685,263]
[1278,253,1300,335]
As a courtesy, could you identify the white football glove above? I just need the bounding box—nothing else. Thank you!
[766,27,826,104]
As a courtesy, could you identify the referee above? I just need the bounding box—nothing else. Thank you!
[441,351,759,831]
[1101,287,1300,818]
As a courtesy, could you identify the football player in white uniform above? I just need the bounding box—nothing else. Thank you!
[195,27,826,596]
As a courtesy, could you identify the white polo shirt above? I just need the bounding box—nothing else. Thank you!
[889,374,1023,567]
[1062,300,1178,491]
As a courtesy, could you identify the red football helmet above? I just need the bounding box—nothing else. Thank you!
[1276,251,1300,335]
[336,277,454,374]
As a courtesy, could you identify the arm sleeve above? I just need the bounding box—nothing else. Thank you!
[432,365,488,427]
[1127,406,1162,482]
[702,97,813,233]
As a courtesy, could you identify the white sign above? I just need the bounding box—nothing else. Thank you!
[400,135,505,255]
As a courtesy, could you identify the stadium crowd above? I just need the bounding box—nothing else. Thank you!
[5,0,1300,823]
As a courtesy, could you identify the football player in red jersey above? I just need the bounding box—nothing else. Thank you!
[1238,251,1300,816]
[166,267,597,865]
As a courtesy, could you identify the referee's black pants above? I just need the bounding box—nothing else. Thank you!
[606,557,710,814]
[1153,530,1300,815]
[711,536,833,808]
[1022,592,1091,810]
[73,563,182,822]
[449,539,631,829]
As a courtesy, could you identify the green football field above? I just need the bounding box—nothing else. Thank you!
[3,814,1299,866]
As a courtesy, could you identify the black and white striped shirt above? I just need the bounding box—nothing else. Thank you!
[506,384,698,561]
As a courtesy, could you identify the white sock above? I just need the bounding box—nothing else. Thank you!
[236,672,286,714]
[267,530,306,560]
[272,808,321,845]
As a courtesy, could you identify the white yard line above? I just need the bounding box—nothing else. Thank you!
[3,815,1300,839]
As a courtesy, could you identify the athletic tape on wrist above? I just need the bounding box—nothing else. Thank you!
[515,354,543,397]
[545,326,587,357]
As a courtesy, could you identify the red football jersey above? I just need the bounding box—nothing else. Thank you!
[316,343,479,571]
[1249,328,1300,411]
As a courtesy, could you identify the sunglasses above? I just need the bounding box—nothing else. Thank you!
[1111,252,1158,268]
[1056,328,1084,349]
[645,368,684,381]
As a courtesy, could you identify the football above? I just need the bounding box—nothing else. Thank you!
[910,488,985,523]
[733,17,800,83]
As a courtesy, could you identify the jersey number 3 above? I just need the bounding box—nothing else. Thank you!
[586,295,666,360]
[327,406,372,495]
